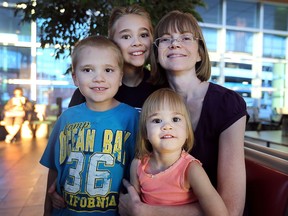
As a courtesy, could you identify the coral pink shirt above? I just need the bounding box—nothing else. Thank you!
[137,151,201,205]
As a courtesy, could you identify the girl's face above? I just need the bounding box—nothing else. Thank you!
[73,46,123,111]
[156,31,201,74]
[145,107,188,154]
[112,14,152,69]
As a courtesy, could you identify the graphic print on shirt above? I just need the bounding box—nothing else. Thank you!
[58,121,131,213]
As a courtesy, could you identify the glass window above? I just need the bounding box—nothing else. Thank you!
[202,28,217,51]
[36,48,71,81]
[226,0,259,28]
[196,0,222,24]
[36,48,75,108]
[264,4,288,31]
[226,30,253,53]
[0,45,31,78]
[36,85,75,108]
[0,7,31,42]
[263,34,286,59]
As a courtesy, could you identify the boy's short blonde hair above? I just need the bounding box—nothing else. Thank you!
[71,35,124,74]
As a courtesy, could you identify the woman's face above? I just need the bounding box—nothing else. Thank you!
[156,31,201,74]
[112,14,152,69]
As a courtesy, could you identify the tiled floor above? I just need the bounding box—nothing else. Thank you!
[0,137,48,216]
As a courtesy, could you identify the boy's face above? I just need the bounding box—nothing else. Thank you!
[73,46,123,111]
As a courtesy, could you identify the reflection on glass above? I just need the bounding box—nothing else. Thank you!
[264,4,288,31]
[196,0,222,24]
[36,48,71,81]
[226,30,253,53]
[0,7,31,42]
[226,0,259,28]
[263,34,286,59]
[202,28,217,51]
[0,46,31,78]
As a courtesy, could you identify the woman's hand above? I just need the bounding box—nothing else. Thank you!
[118,179,143,216]
[47,179,66,209]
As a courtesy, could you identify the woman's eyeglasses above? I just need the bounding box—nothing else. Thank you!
[154,34,200,48]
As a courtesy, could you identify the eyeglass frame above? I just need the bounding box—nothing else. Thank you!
[153,34,200,48]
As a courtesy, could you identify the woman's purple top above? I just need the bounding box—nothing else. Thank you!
[192,82,248,187]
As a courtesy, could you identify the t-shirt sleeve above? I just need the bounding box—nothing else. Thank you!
[218,89,248,132]
[39,119,61,170]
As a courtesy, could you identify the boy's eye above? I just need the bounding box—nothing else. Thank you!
[82,68,92,73]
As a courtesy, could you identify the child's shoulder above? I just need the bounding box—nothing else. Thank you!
[119,103,140,114]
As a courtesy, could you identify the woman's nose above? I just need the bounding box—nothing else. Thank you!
[169,39,181,48]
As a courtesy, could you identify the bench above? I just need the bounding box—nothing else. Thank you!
[244,144,288,216]
[30,119,55,138]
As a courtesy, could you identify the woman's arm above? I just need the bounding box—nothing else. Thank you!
[129,159,141,194]
[118,179,202,216]
[217,116,247,216]
[187,162,228,216]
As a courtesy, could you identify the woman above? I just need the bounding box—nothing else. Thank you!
[119,10,247,216]
[69,4,158,110]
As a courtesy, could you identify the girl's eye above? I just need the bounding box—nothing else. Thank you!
[121,34,131,40]
[173,117,181,122]
[140,32,150,38]
[152,118,161,123]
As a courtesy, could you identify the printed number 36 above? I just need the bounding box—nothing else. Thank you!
[64,151,114,196]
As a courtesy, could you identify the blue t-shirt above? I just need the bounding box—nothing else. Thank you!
[40,103,139,215]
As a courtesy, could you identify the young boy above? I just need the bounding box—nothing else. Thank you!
[40,35,139,216]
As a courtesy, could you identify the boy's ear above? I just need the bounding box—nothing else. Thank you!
[71,73,79,87]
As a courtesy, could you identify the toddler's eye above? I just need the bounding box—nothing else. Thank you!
[105,68,113,73]
[152,118,162,123]
[173,117,181,122]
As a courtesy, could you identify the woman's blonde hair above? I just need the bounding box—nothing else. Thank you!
[150,10,211,85]
[136,88,194,159]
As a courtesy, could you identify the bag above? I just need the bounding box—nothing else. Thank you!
[4,110,25,117]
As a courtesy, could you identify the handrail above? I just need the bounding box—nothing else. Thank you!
[244,140,288,161]
[244,146,288,174]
